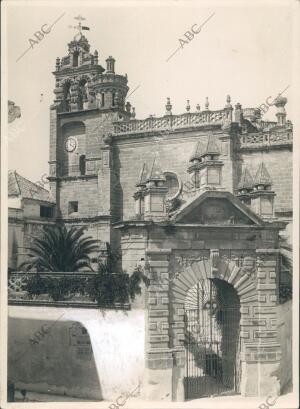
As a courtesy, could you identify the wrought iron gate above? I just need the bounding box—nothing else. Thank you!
[183,278,241,400]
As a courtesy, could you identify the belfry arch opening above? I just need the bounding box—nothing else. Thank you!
[184,278,241,399]
[78,79,88,110]
[63,81,71,112]
[73,51,79,67]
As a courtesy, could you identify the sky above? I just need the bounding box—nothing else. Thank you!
[5,0,295,184]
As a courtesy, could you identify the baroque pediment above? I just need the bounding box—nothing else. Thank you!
[171,190,263,226]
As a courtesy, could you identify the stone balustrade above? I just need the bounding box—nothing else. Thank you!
[96,73,127,85]
[259,121,278,131]
[239,128,293,149]
[113,109,228,134]
[112,109,293,152]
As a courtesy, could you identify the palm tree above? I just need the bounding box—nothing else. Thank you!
[17,225,149,305]
[19,224,99,272]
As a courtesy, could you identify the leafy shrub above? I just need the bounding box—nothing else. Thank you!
[86,272,129,306]
[25,274,88,301]
[86,263,149,306]
[128,266,150,301]
[23,252,150,306]
[26,274,47,297]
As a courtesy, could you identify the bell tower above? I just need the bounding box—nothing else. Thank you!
[48,16,130,249]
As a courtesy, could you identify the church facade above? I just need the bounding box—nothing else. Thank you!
[15,31,294,400]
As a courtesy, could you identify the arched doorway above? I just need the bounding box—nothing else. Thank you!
[183,278,241,399]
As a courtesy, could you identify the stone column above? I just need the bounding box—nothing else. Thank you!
[143,248,175,401]
[219,126,234,193]
[241,249,281,396]
[98,144,112,216]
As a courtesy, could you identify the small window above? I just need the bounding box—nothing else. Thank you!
[40,206,53,218]
[101,92,105,107]
[112,92,116,106]
[68,201,78,214]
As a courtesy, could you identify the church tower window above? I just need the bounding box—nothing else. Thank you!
[63,81,71,112]
[79,154,86,175]
[78,79,88,110]
[73,51,79,67]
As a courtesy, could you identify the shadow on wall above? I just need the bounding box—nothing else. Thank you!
[8,318,103,400]
[8,308,145,401]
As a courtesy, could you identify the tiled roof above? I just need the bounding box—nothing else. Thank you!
[8,170,55,203]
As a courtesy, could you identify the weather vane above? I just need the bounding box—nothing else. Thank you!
[68,15,90,40]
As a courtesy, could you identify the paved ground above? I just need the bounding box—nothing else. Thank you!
[14,389,98,402]
[12,388,297,409]
[129,391,297,409]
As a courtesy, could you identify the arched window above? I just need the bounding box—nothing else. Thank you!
[79,154,86,175]
[112,92,116,106]
[73,52,79,67]
[101,92,105,107]
[78,79,88,110]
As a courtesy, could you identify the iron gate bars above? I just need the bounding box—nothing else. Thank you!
[183,279,240,400]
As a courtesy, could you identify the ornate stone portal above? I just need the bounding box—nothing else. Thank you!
[115,191,285,401]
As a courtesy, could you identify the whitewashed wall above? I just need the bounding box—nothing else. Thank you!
[8,306,145,400]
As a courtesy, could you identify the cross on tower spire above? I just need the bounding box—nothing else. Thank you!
[68,15,90,40]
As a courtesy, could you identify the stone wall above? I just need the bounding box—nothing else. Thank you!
[149,249,281,398]
[8,209,54,270]
[50,108,293,238]
[49,109,120,218]
[114,129,234,220]
[58,178,99,219]
[112,132,292,221]
[240,148,292,214]
[8,207,111,271]
[8,210,24,270]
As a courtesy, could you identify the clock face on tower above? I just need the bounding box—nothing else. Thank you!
[65,137,78,153]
